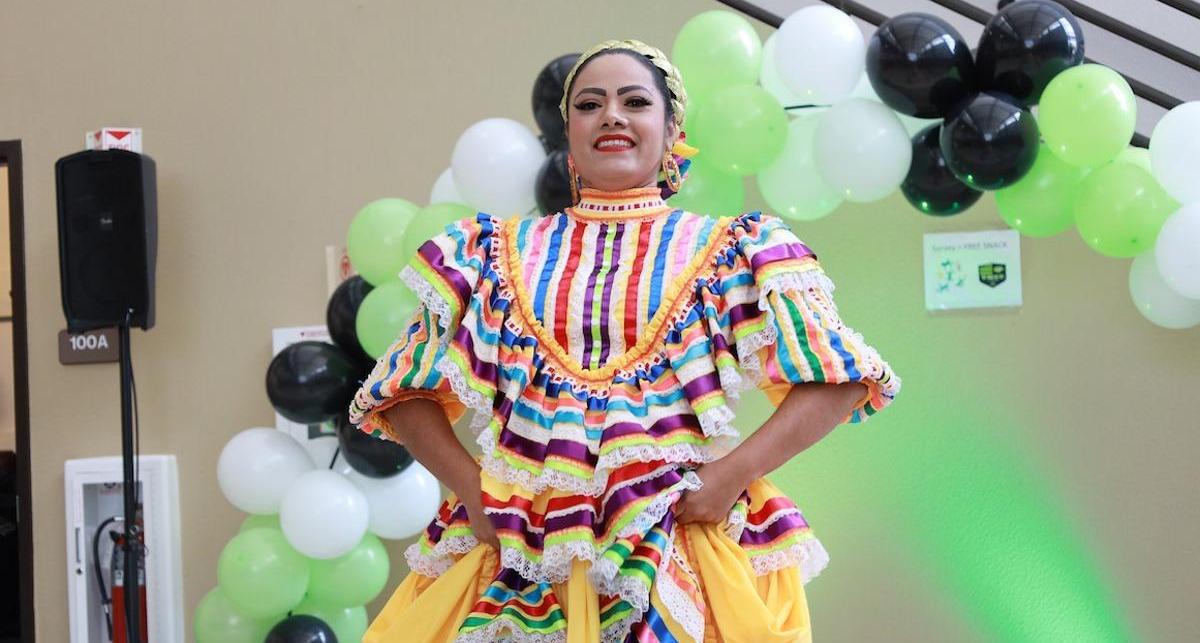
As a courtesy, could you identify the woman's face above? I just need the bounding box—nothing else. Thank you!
[567,53,678,193]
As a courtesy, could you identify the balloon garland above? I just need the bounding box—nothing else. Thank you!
[200,5,1200,633]
[658,3,1197,329]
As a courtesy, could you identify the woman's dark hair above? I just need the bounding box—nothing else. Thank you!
[565,49,675,126]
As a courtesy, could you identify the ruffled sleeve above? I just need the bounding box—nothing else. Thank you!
[718,213,900,423]
[347,214,496,441]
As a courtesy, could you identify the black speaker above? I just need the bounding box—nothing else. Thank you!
[55,149,157,332]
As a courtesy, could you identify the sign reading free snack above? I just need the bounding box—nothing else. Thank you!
[923,229,1022,311]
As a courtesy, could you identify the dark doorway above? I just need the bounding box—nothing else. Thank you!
[0,140,32,643]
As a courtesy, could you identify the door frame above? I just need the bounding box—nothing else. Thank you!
[1,140,33,643]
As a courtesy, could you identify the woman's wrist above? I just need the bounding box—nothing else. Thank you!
[704,450,759,490]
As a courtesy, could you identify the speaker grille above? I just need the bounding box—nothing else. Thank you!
[56,150,156,331]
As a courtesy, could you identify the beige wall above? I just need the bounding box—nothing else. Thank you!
[2,2,1196,642]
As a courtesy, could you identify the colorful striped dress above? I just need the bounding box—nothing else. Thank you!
[349,187,900,643]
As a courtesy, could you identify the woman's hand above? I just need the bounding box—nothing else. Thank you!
[461,481,500,550]
[675,459,750,525]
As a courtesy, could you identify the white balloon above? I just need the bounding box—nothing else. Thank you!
[451,118,546,217]
[280,470,369,559]
[760,34,803,108]
[346,463,442,540]
[1149,101,1200,205]
[429,167,464,205]
[1154,203,1200,300]
[851,75,938,136]
[217,428,314,515]
[775,6,865,104]
[1129,252,1200,329]
[757,113,843,221]
[814,97,912,203]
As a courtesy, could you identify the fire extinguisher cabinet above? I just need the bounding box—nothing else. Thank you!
[64,455,184,642]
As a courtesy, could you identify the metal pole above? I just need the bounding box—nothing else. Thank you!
[1155,0,1200,20]
[118,320,142,643]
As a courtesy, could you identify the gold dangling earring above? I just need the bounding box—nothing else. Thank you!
[567,154,580,205]
[662,151,683,192]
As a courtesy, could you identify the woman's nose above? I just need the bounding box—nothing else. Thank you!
[600,104,626,128]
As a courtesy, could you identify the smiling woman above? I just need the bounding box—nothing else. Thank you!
[350,39,900,643]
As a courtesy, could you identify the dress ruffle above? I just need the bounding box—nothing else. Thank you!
[350,208,899,642]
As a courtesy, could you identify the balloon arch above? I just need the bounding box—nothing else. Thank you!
[197,2,1200,640]
[346,2,1199,332]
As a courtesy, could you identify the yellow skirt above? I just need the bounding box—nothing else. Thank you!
[363,521,812,643]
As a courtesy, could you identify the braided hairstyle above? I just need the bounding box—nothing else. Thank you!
[559,40,696,200]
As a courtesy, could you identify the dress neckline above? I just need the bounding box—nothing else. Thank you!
[567,186,675,222]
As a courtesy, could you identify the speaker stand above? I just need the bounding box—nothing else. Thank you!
[118,320,143,643]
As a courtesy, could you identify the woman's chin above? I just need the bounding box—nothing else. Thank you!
[584,168,655,192]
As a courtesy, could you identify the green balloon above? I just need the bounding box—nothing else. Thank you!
[194,587,279,643]
[306,533,390,608]
[216,528,309,619]
[757,114,842,222]
[1116,146,1152,173]
[356,280,420,359]
[682,102,704,149]
[399,202,474,263]
[1074,161,1178,258]
[238,514,280,533]
[667,159,745,217]
[996,144,1090,237]
[293,598,369,643]
[1039,64,1136,168]
[691,85,788,175]
[347,198,420,286]
[672,11,762,103]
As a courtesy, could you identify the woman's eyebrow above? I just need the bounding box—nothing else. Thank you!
[576,87,606,98]
[617,85,650,95]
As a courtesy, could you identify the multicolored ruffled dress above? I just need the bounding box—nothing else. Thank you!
[349,187,900,643]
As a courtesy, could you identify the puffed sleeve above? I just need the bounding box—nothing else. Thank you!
[347,214,496,441]
[718,213,900,424]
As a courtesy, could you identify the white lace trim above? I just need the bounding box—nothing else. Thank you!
[655,565,706,643]
[475,434,719,498]
[724,505,748,542]
[403,533,478,578]
[695,404,742,445]
[437,356,494,434]
[740,506,802,535]
[454,620,565,643]
[736,270,837,379]
[400,265,455,332]
[749,537,831,584]
[498,540,596,585]
[614,472,702,539]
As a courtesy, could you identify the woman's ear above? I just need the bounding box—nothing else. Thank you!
[665,120,680,152]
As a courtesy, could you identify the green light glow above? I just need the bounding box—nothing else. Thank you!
[759,358,1134,641]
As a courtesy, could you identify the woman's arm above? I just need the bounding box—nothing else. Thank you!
[380,398,499,548]
[675,381,867,525]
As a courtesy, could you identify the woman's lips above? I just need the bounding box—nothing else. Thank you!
[594,135,635,152]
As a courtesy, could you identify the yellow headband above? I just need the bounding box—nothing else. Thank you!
[559,39,688,131]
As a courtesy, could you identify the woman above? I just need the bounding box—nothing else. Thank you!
[350,40,900,643]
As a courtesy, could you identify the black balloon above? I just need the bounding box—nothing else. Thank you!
[939,92,1039,191]
[265,614,337,643]
[866,13,975,118]
[336,414,414,478]
[266,341,361,425]
[902,124,983,216]
[975,0,1084,105]
[532,53,581,151]
[326,276,375,370]
[535,149,573,216]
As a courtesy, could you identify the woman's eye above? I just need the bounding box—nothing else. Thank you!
[575,101,600,111]
[626,97,651,108]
